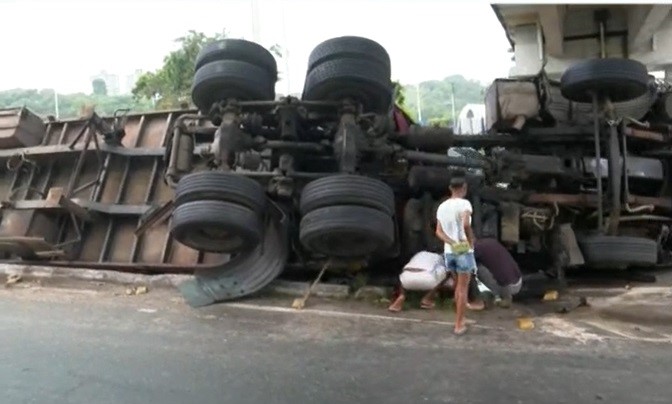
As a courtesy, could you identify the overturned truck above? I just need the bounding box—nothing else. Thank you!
[484,57,672,275]
[0,36,671,306]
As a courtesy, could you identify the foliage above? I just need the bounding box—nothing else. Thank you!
[401,75,486,127]
[0,88,153,119]
[392,80,405,107]
[0,26,486,126]
[91,79,107,96]
[132,30,224,109]
[131,30,286,109]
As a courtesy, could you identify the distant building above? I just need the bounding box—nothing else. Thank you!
[455,103,486,135]
[123,69,143,95]
[89,70,121,96]
[89,69,143,95]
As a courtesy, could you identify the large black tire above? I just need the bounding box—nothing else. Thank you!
[195,39,278,78]
[299,205,395,257]
[560,58,649,103]
[171,200,262,253]
[300,175,395,216]
[307,36,391,77]
[578,235,658,267]
[571,78,657,123]
[192,60,275,112]
[302,58,392,113]
[174,171,267,214]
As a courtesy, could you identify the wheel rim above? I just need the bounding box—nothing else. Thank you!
[302,230,388,257]
[178,224,247,252]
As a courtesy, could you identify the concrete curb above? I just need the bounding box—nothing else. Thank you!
[0,264,352,299]
[269,280,350,299]
[0,264,194,288]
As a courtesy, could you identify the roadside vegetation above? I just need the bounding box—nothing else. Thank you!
[0,30,486,126]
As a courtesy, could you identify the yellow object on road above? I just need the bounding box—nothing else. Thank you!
[517,317,535,331]
[543,290,559,301]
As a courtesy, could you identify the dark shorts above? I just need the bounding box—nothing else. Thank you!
[444,252,477,274]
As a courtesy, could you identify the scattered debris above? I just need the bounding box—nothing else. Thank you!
[517,317,535,331]
[125,285,149,296]
[543,290,559,301]
[556,295,591,314]
[5,274,22,287]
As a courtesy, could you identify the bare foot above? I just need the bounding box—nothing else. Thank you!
[388,295,405,312]
[420,299,436,310]
[467,300,485,311]
[454,325,468,335]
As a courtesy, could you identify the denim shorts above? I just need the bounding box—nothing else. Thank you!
[444,252,477,274]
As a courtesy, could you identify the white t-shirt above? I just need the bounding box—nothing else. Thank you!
[403,251,445,273]
[436,198,473,254]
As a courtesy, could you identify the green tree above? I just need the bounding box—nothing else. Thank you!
[392,80,405,107]
[132,30,224,109]
[91,79,107,96]
[133,31,288,108]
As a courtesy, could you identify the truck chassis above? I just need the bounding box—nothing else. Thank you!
[1,37,671,306]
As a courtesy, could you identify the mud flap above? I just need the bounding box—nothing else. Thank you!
[178,201,290,307]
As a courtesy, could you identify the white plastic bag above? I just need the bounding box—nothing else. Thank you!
[400,269,446,291]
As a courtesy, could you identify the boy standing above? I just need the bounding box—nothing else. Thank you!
[435,176,476,335]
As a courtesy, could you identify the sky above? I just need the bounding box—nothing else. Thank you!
[0,0,513,95]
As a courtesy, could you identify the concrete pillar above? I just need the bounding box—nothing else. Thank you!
[509,25,544,77]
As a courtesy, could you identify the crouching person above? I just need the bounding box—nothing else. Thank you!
[474,238,523,308]
[388,251,453,312]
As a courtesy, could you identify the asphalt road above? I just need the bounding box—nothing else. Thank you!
[1,283,671,404]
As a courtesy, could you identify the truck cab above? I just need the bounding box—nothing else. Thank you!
[479,4,672,276]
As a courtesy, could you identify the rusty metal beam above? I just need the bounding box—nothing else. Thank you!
[4,199,153,216]
[0,144,166,160]
[134,200,174,237]
[526,193,672,211]
[623,126,667,143]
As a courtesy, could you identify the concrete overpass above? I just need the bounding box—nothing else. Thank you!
[492,3,672,79]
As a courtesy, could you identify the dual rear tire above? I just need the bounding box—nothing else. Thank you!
[170,171,267,254]
[191,36,394,115]
[302,36,393,114]
[191,39,278,112]
[298,175,396,258]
